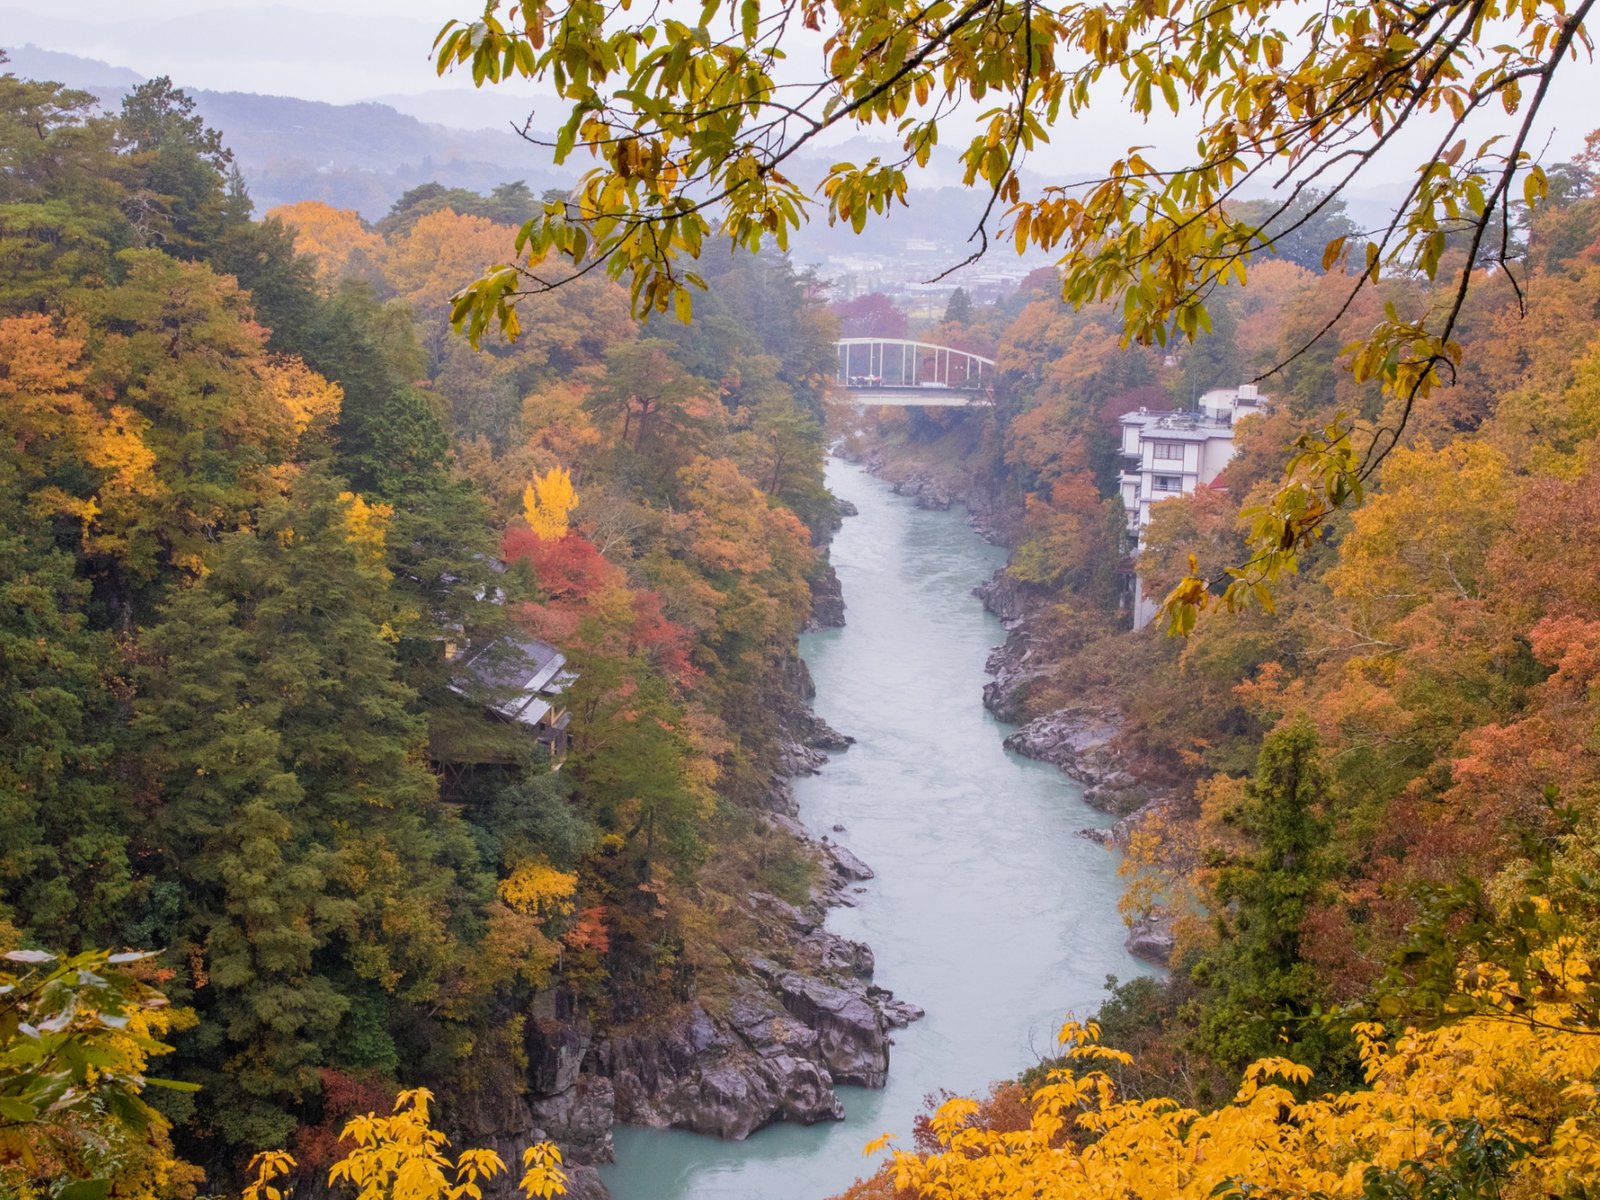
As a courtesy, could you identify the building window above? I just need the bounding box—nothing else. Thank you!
[1153,441,1184,461]
[1153,475,1183,493]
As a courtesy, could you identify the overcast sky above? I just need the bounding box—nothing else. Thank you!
[5,0,1598,192]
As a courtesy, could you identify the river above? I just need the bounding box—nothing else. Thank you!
[598,458,1154,1200]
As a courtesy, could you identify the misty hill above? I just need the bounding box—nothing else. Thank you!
[3,43,141,88]
[3,43,573,218]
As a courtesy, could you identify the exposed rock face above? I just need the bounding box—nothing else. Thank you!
[583,867,919,1141]
[974,568,1033,627]
[596,995,844,1139]
[1000,709,1154,815]
[982,627,1051,723]
[766,654,854,810]
[561,1166,611,1200]
[887,471,953,510]
[807,563,847,630]
[1125,915,1176,965]
[871,986,925,1028]
[773,973,889,1087]
[798,712,855,753]
[527,1075,616,1163]
[820,838,874,882]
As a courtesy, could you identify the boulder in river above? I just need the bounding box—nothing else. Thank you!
[1126,914,1176,964]
[890,472,954,510]
[820,838,874,881]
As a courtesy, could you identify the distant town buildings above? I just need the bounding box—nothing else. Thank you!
[1119,384,1268,629]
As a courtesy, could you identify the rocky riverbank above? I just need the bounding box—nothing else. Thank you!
[456,491,921,1199]
[489,711,919,1198]
[975,575,1178,964]
[834,439,1019,544]
[843,439,1177,967]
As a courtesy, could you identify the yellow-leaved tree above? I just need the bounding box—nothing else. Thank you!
[861,957,1600,1200]
[244,1089,567,1200]
[523,465,578,540]
[498,861,579,925]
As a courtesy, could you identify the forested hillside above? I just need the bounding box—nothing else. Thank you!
[0,61,851,1196]
[8,16,1600,1200]
[828,145,1600,1198]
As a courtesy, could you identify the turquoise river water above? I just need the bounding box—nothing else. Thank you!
[598,458,1154,1200]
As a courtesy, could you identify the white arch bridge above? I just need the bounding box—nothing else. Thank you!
[834,338,995,406]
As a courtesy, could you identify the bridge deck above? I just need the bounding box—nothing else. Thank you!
[833,386,991,407]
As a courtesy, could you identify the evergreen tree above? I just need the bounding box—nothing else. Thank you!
[0,458,129,946]
[135,469,491,1149]
[1175,299,1243,403]
[0,73,127,314]
[1190,717,1347,1077]
[116,78,231,255]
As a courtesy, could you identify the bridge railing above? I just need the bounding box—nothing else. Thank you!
[835,338,995,392]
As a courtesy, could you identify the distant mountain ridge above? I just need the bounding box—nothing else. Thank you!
[4,43,574,218]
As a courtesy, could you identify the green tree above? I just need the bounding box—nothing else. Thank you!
[134,470,489,1149]
[116,77,231,255]
[0,461,129,946]
[75,249,299,593]
[1174,299,1243,402]
[0,72,127,314]
[1191,717,1343,1075]
[1225,189,1360,274]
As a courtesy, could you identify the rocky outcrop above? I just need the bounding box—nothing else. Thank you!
[890,472,953,510]
[597,995,843,1139]
[807,563,847,629]
[799,712,855,753]
[1000,709,1155,815]
[820,838,873,883]
[764,656,854,813]
[981,627,1051,723]
[527,1075,616,1163]
[772,973,889,1087]
[1125,915,1176,965]
[871,986,925,1028]
[974,568,1034,627]
[560,1166,611,1200]
[585,862,918,1141]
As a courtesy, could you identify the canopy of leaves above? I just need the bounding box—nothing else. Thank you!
[437,0,1594,624]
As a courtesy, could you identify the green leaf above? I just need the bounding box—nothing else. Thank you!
[143,1076,202,1092]
[0,1096,39,1122]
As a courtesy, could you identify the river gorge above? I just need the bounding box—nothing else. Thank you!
[597,457,1156,1200]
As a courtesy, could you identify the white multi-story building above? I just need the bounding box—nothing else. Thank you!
[1119,383,1268,628]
